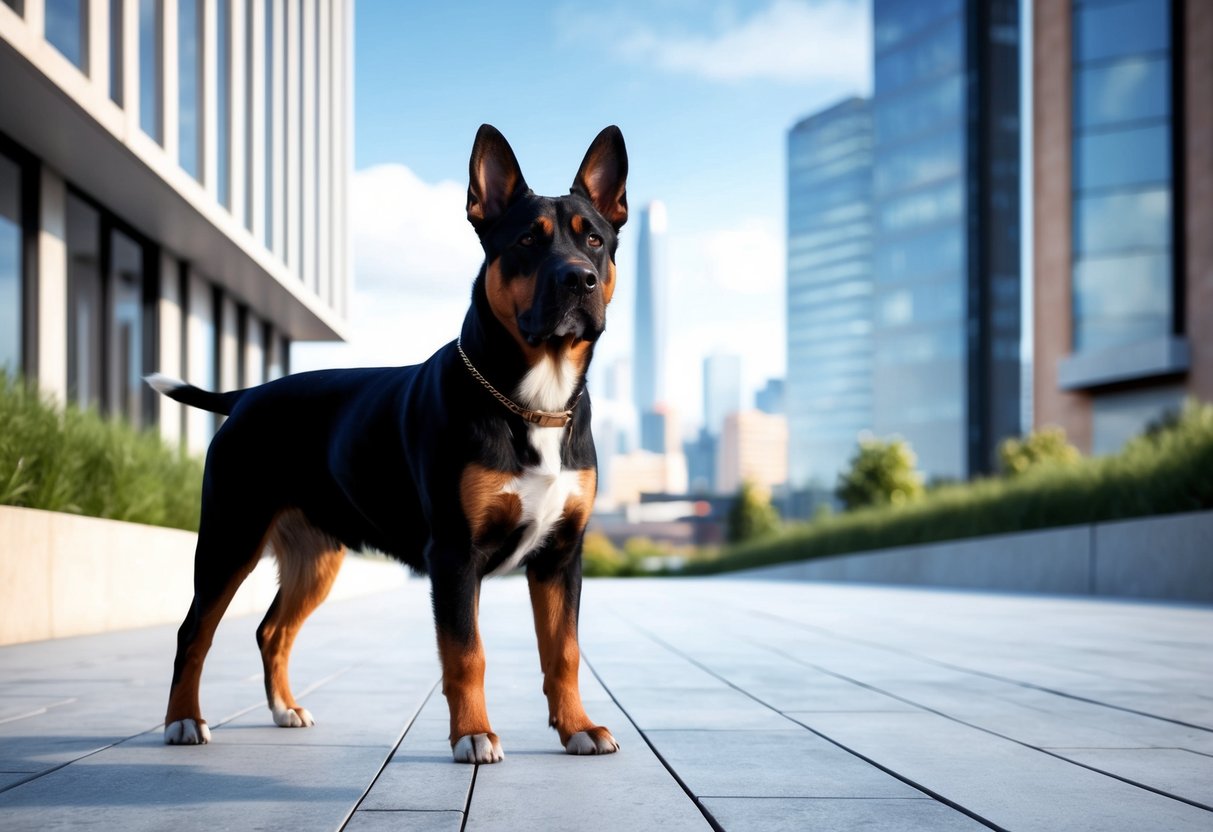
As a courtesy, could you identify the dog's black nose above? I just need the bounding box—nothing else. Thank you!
[560,266,598,295]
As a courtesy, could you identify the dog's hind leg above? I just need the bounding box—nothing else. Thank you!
[257,509,345,728]
[165,506,274,745]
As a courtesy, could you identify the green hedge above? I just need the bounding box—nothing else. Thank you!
[0,374,203,531]
[681,401,1213,576]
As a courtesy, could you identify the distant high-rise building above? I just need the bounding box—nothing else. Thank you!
[870,0,1021,479]
[717,410,789,495]
[786,98,874,488]
[755,378,786,415]
[703,353,742,436]
[1033,0,1211,453]
[633,201,668,454]
[684,428,718,494]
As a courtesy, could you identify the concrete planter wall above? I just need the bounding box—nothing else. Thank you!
[737,509,1213,604]
[0,506,408,645]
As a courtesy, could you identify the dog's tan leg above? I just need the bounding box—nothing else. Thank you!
[165,516,272,745]
[257,509,345,728]
[527,569,619,755]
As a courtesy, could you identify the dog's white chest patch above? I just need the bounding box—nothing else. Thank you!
[486,356,582,577]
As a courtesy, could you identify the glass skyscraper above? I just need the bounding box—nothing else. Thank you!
[633,201,668,452]
[870,0,1021,479]
[786,97,874,488]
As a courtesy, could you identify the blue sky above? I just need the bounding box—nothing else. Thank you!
[294,0,872,430]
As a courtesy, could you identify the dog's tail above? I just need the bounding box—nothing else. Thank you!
[144,373,244,416]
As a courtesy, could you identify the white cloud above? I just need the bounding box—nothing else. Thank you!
[292,165,481,372]
[700,219,784,295]
[612,0,871,87]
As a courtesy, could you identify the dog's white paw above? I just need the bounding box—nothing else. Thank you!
[452,732,504,764]
[565,728,620,755]
[272,705,315,728]
[164,718,211,745]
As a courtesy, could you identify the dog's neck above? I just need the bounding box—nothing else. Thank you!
[459,269,591,416]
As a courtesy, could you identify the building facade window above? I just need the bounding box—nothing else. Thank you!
[0,150,22,375]
[45,0,87,70]
[264,0,274,249]
[178,0,201,180]
[1071,0,1173,353]
[139,0,162,143]
[216,0,231,208]
[66,191,156,426]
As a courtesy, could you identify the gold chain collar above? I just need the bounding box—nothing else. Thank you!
[456,337,581,428]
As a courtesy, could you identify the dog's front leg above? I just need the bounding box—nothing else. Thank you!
[431,562,502,764]
[527,557,620,755]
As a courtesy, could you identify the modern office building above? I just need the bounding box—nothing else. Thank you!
[870,0,1021,480]
[0,0,352,454]
[633,200,668,453]
[702,352,741,436]
[717,409,789,496]
[754,377,785,415]
[785,97,874,488]
[1034,0,1211,454]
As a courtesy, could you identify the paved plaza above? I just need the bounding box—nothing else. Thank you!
[1,576,1211,830]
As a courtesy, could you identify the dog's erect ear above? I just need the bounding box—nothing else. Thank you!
[467,124,529,231]
[571,126,628,231]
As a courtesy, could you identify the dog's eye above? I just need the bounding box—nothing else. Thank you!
[518,233,535,247]
[587,233,603,249]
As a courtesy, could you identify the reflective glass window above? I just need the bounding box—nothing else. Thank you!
[1076,0,1169,63]
[0,153,21,374]
[1072,252,1171,351]
[874,224,963,283]
[66,194,103,410]
[874,0,962,49]
[877,179,962,233]
[264,0,274,249]
[874,129,963,196]
[874,16,962,94]
[1073,124,1170,191]
[109,0,123,104]
[139,0,162,143]
[109,230,145,427]
[1075,57,1168,129]
[45,0,86,69]
[179,0,201,180]
[1074,187,1170,255]
[874,74,963,145]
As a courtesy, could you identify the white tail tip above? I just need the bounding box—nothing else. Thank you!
[144,373,187,396]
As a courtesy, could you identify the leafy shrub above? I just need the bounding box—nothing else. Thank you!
[837,435,924,510]
[0,373,203,530]
[999,426,1081,476]
[726,480,781,543]
[684,399,1213,575]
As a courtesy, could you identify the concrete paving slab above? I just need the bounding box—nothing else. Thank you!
[1044,747,1213,807]
[344,810,465,832]
[700,797,988,831]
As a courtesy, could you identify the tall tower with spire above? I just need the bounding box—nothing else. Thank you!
[633,201,668,452]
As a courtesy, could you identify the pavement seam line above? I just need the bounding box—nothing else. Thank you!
[582,649,727,832]
[336,676,441,831]
[744,604,1213,734]
[459,762,479,832]
[627,621,1008,832]
[764,643,1213,815]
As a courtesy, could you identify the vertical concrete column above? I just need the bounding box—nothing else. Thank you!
[201,0,217,196]
[24,0,45,39]
[88,0,110,97]
[340,0,353,319]
[270,0,285,260]
[284,0,300,275]
[229,0,246,228]
[300,0,315,295]
[36,167,68,403]
[245,0,263,244]
[1186,0,1213,401]
[316,0,330,307]
[121,0,139,135]
[184,269,213,454]
[163,0,180,161]
[157,251,183,446]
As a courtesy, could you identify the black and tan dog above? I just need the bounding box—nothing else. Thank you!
[146,125,627,763]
